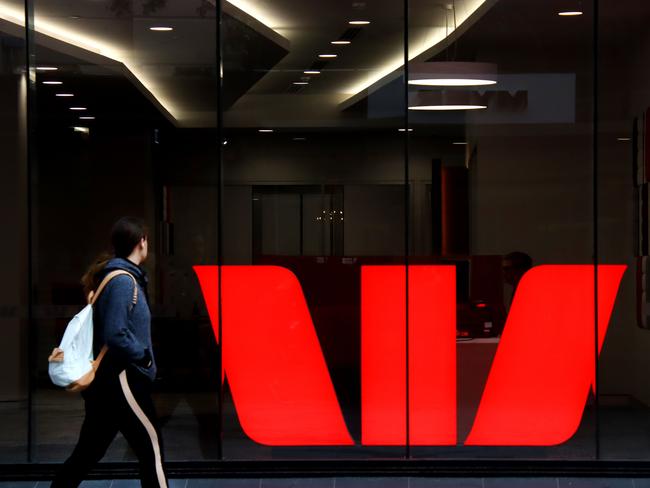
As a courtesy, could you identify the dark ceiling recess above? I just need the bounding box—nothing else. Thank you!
[293,26,363,90]
[339,27,362,41]
[287,83,304,94]
[222,11,290,109]
[35,70,170,129]
[310,60,329,71]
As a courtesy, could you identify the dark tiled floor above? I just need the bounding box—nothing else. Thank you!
[2,479,650,488]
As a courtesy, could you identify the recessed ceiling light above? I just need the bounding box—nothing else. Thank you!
[150,26,173,31]
[331,40,351,45]
[79,116,95,120]
[398,128,414,132]
[349,20,370,25]
[293,137,307,141]
[304,70,321,75]
[409,105,487,111]
[69,107,87,111]
[617,137,631,142]
[72,126,90,134]
[318,54,338,58]
[293,81,309,85]
[36,66,58,71]
[558,11,583,16]
[453,142,468,145]
[55,93,74,97]
[42,81,63,85]
[258,129,274,133]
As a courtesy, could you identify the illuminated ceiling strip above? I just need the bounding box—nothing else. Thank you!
[342,0,490,99]
[0,3,26,26]
[223,0,284,32]
[0,4,122,58]
[218,0,290,51]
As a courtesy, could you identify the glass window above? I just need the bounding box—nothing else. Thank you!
[220,0,407,459]
[10,0,646,467]
[30,0,219,462]
[409,0,596,459]
[0,0,29,464]
[598,0,650,461]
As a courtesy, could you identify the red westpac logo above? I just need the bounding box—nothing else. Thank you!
[193,264,626,448]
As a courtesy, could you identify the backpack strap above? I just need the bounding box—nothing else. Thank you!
[89,270,138,306]
[94,344,109,366]
[86,270,139,373]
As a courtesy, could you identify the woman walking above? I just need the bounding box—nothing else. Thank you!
[52,217,167,488]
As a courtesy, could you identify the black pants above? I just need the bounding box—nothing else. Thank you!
[52,367,168,488]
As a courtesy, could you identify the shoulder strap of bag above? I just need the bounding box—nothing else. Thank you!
[88,270,138,306]
[87,269,139,366]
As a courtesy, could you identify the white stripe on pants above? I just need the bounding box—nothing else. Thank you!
[119,370,168,488]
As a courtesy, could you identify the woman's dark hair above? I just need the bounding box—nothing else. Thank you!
[80,217,148,298]
[81,252,112,298]
[111,216,148,258]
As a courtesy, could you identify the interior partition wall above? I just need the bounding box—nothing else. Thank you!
[2,0,650,473]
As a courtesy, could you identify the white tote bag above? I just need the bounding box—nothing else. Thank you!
[48,270,137,392]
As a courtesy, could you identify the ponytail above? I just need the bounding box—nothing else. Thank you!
[81,252,112,299]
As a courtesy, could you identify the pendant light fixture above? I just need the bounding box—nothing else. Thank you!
[408,0,497,110]
[409,61,497,87]
[408,91,486,111]
[409,1,497,88]
[558,1,584,16]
